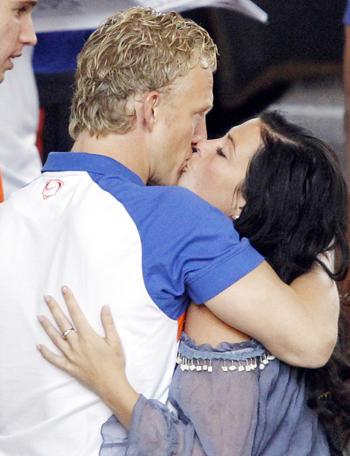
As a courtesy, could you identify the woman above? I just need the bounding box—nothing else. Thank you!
[38,112,350,455]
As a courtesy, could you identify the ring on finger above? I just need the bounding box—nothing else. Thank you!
[62,327,76,339]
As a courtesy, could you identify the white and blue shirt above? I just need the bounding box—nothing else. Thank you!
[0,152,263,455]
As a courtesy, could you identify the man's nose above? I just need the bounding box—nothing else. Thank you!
[192,119,208,146]
[20,15,38,47]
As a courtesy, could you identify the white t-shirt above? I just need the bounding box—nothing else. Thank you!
[0,152,263,455]
[0,46,41,198]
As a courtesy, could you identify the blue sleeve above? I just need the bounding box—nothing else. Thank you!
[91,176,264,320]
[138,187,264,318]
[344,1,350,25]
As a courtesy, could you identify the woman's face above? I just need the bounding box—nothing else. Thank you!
[178,118,262,217]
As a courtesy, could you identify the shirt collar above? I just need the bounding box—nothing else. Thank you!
[42,152,144,186]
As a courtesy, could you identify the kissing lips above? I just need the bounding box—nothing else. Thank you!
[178,159,190,177]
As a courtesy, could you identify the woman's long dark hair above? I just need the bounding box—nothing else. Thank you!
[235,111,350,454]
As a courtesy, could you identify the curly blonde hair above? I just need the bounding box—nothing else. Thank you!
[69,7,217,139]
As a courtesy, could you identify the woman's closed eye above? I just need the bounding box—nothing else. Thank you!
[216,147,227,158]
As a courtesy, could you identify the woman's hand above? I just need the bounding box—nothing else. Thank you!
[37,286,139,428]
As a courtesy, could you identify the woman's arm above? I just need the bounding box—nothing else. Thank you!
[38,288,261,456]
[37,288,207,455]
[127,395,206,456]
[206,261,339,368]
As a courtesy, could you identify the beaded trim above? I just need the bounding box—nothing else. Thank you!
[176,352,276,373]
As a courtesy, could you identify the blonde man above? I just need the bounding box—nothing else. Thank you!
[0,7,339,455]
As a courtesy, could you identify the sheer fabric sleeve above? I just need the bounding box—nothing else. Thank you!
[126,395,206,456]
[126,361,259,456]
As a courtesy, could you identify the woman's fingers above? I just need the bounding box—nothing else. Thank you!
[61,286,92,334]
[38,291,128,394]
[37,344,71,374]
[101,305,121,346]
[37,314,70,355]
[44,294,77,339]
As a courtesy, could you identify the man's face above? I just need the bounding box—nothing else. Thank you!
[0,0,37,82]
[148,64,214,186]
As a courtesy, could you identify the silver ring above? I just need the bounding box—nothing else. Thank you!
[62,327,76,339]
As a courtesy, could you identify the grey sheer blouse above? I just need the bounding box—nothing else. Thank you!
[125,335,330,456]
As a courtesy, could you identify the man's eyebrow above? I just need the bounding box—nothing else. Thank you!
[17,0,37,6]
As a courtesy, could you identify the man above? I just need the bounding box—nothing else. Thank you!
[0,0,37,82]
[0,0,38,201]
[0,46,42,198]
[0,7,339,455]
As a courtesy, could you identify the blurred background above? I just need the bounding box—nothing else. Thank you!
[33,0,347,165]
[192,0,347,162]
[0,0,347,196]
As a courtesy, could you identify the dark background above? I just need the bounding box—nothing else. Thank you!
[35,0,347,158]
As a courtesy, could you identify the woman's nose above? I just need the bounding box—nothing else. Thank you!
[195,139,216,157]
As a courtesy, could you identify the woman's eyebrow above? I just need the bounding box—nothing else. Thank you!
[227,133,236,154]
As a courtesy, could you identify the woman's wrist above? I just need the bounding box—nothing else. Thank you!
[99,373,140,429]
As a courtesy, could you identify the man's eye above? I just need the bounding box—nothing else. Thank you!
[216,147,226,158]
[15,6,28,17]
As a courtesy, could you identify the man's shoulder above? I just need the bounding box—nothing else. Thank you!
[145,185,227,220]
[137,185,237,252]
[87,177,233,241]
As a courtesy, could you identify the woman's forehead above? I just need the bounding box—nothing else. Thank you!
[225,118,261,141]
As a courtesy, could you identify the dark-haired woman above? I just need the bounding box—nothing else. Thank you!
[38,112,350,455]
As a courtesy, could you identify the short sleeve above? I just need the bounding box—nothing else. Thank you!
[93,177,264,320]
[127,395,204,456]
[138,187,264,318]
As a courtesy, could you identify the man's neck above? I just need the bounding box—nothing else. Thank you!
[71,130,149,184]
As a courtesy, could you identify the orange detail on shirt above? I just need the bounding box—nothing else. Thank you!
[0,169,4,203]
[36,108,46,162]
[177,311,186,341]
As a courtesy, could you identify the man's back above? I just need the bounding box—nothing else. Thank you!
[0,151,261,455]
[0,156,179,454]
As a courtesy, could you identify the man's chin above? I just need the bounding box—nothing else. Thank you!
[0,66,11,82]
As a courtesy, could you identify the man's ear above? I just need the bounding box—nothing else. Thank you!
[138,91,161,131]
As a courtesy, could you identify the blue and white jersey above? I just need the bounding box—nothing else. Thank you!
[0,152,263,456]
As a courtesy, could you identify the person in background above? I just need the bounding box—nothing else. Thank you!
[0,46,41,198]
[0,0,38,200]
[0,0,37,82]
